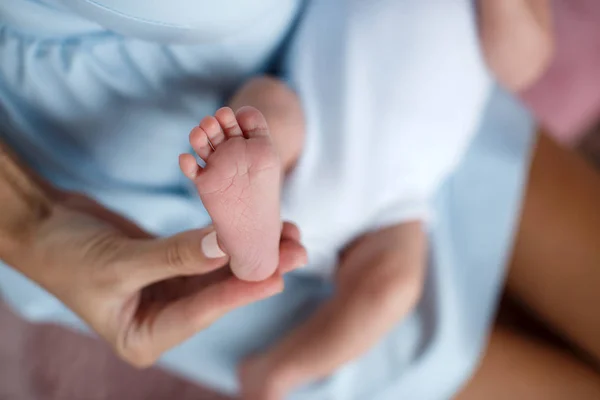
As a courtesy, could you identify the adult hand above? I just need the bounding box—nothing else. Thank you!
[8,192,307,368]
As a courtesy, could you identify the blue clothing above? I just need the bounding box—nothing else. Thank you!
[0,1,534,399]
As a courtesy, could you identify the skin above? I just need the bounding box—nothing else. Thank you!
[506,132,600,363]
[224,77,427,399]
[457,326,600,399]
[457,133,600,398]
[0,140,307,367]
[182,106,283,282]
[478,0,554,92]
[239,222,426,400]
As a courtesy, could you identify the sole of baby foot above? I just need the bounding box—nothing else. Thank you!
[180,106,281,282]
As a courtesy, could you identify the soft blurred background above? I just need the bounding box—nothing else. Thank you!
[2,0,600,398]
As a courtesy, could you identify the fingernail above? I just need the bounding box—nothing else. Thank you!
[202,231,226,258]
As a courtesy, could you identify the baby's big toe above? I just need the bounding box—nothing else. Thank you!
[235,106,270,138]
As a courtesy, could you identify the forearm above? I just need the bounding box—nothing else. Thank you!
[268,280,422,388]
[267,223,427,388]
[478,0,553,91]
[0,140,55,269]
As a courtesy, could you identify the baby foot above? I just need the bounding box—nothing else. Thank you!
[179,106,281,281]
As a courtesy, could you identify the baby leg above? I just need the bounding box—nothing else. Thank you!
[229,77,305,173]
[239,221,427,400]
[179,77,304,282]
[478,0,553,91]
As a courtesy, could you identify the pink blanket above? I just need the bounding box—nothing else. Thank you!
[521,0,600,143]
[0,302,227,400]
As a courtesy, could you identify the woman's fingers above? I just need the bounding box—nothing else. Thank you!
[125,227,229,289]
[279,221,307,273]
[110,222,304,366]
[125,223,305,289]
[116,223,304,367]
[278,239,307,274]
[281,221,301,242]
[161,273,284,330]
[125,274,285,367]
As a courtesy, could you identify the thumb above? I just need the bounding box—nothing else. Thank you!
[126,226,229,289]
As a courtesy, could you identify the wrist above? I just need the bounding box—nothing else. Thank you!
[0,143,55,267]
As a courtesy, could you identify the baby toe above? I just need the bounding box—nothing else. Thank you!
[190,125,213,160]
[178,153,200,179]
[215,107,243,138]
[236,106,270,138]
[199,115,226,149]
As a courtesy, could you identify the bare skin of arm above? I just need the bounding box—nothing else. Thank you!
[478,0,554,92]
[0,139,306,367]
[240,221,427,400]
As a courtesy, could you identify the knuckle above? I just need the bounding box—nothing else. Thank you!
[164,237,195,270]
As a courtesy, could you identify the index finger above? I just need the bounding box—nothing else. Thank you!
[140,274,285,360]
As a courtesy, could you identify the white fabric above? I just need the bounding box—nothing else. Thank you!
[282,0,492,277]
[0,0,298,42]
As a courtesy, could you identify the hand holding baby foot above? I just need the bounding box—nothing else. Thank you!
[180,106,282,282]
